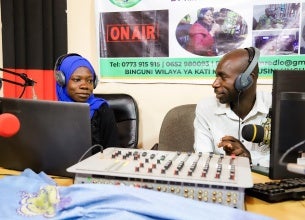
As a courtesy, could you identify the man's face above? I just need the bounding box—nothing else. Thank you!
[212,58,240,104]
[66,67,94,102]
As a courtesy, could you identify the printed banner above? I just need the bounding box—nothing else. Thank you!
[95,0,305,84]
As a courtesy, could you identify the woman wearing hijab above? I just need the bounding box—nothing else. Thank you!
[54,53,119,152]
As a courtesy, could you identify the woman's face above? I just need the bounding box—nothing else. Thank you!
[66,67,94,102]
[202,10,214,26]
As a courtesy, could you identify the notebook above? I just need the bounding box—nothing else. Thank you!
[0,97,92,177]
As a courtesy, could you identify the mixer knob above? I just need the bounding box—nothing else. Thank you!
[217,197,223,203]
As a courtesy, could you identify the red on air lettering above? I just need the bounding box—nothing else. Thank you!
[107,24,158,42]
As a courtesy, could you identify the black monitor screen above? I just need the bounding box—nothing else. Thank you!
[269,70,305,179]
[0,98,92,177]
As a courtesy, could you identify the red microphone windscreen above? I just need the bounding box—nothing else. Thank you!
[0,113,20,137]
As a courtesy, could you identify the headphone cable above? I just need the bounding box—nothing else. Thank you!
[237,91,242,140]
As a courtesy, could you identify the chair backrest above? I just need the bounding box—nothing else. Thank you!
[94,93,139,149]
[157,104,196,152]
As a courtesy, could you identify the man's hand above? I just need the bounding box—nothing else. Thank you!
[218,135,251,161]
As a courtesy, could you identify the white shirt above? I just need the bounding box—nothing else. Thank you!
[193,91,272,167]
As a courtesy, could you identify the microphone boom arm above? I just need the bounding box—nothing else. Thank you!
[0,77,26,87]
[0,67,36,87]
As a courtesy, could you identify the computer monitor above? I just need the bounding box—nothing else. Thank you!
[0,97,92,177]
[269,70,305,179]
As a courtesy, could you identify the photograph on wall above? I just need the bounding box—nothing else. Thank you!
[99,10,169,58]
[176,8,248,57]
[253,3,300,56]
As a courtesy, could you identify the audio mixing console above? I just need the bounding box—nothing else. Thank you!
[67,148,253,210]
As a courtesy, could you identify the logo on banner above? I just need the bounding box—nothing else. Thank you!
[106,24,159,42]
[109,0,141,8]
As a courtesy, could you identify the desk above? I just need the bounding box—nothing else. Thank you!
[245,172,305,220]
[0,167,73,186]
[1,168,304,220]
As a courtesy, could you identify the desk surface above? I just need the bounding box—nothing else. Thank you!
[1,168,304,220]
[0,167,73,186]
[245,172,305,220]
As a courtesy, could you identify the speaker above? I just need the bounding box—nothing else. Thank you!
[54,53,98,88]
[234,47,260,92]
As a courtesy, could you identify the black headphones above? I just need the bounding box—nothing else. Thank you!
[54,53,98,88]
[234,47,260,92]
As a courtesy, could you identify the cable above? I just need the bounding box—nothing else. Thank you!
[77,144,104,163]
[237,91,242,140]
[18,86,26,98]
[279,139,305,166]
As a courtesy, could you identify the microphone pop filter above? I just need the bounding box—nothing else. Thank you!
[0,113,20,137]
[242,124,264,143]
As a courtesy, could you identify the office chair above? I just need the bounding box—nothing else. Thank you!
[95,93,139,149]
[153,104,196,152]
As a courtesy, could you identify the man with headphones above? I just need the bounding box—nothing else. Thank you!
[54,53,119,153]
[193,47,271,167]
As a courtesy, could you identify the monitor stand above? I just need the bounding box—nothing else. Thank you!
[251,165,269,176]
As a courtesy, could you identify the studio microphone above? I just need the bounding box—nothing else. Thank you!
[0,113,20,137]
[242,124,271,145]
[242,108,271,145]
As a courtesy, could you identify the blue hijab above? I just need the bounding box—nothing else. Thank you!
[55,54,107,118]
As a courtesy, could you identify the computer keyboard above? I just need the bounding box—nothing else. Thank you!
[245,177,305,203]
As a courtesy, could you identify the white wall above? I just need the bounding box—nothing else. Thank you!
[67,0,272,149]
[0,1,272,148]
[0,0,273,148]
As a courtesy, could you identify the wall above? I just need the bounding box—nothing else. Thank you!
[0,0,273,148]
[66,0,273,149]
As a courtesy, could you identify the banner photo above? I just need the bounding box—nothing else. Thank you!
[95,0,305,84]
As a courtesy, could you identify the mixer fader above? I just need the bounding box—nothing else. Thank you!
[67,148,253,210]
